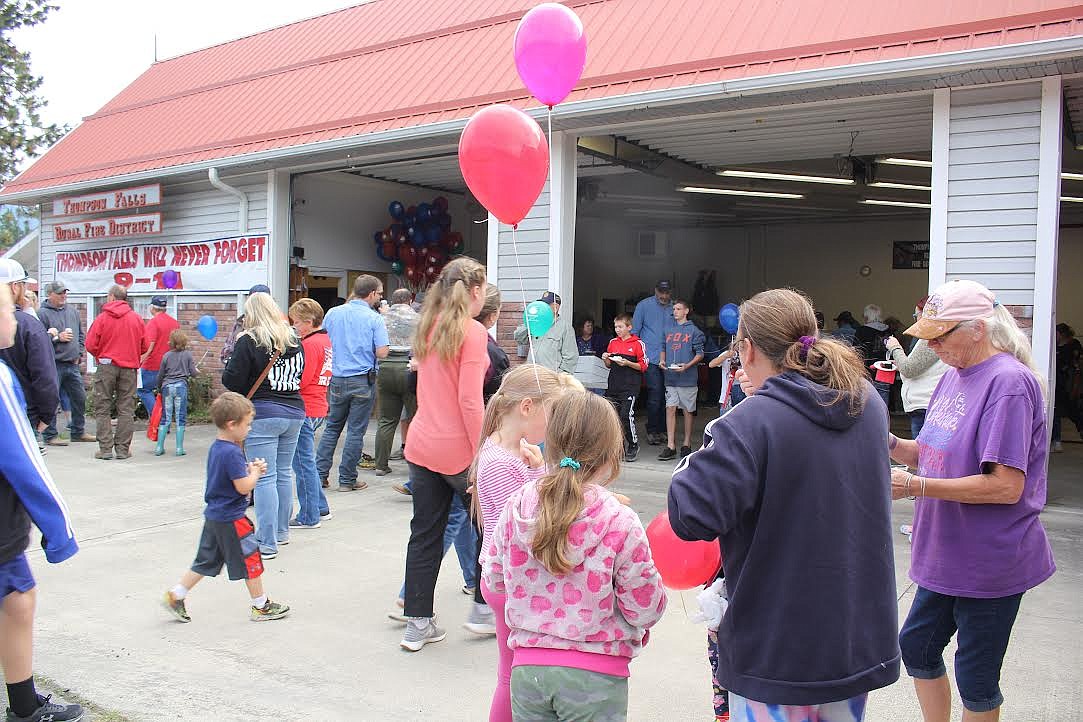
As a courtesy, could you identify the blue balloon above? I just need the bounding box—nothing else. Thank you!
[719,303,740,334]
[373,231,383,244]
[424,224,442,243]
[389,201,405,220]
[524,301,555,337]
[196,315,218,341]
[437,213,452,229]
[417,203,433,222]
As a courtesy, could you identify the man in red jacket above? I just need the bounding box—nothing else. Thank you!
[85,285,148,460]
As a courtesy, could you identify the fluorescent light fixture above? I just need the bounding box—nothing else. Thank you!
[718,169,854,185]
[1061,172,1083,181]
[869,181,932,192]
[1060,196,1083,203]
[861,198,932,209]
[677,186,804,199]
[878,157,933,168]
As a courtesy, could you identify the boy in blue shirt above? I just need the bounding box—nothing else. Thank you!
[162,392,289,622]
[658,299,705,460]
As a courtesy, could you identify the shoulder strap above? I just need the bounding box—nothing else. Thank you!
[247,349,283,399]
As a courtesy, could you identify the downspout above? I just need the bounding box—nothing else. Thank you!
[208,168,248,233]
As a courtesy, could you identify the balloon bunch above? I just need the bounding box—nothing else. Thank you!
[374,196,466,293]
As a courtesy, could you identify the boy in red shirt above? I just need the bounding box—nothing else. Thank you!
[602,313,647,462]
[288,299,333,528]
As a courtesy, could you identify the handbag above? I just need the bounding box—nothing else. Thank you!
[247,350,283,399]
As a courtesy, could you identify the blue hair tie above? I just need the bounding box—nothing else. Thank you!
[559,457,581,470]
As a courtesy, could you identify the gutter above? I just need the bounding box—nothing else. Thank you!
[208,168,248,233]
[3,34,1083,204]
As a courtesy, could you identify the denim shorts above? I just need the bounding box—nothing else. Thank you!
[0,554,36,598]
[899,586,1023,713]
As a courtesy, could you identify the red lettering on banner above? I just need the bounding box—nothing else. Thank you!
[169,243,211,267]
[213,236,266,265]
[143,246,168,267]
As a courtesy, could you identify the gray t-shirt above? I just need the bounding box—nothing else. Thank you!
[157,349,198,390]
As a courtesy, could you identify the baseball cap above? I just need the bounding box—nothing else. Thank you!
[656,280,671,291]
[0,259,30,284]
[44,281,69,294]
[151,295,168,308]
[249,284,271,294]
[539,291,561,305]
[904,280,996,339]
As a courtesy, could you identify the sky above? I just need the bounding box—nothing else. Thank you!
[13,0,367,131]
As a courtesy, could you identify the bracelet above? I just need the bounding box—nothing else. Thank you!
[889,434,899,451]
[920,476,927,498]
[905,473,916,500]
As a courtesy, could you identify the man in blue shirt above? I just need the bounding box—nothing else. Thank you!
[315,275,390,491]
[632,280,673,445]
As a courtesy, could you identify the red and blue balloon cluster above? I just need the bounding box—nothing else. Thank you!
[374,196,465,291]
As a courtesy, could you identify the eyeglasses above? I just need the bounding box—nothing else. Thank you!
[731,335,751,364]
[929,324,962,344]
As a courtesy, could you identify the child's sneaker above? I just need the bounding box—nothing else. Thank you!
[400,619,446,651]
[658,446,677,461]
[251,599,290,621]
[624,445,639,462]
[162,591,191,623]
[6,695,84,722]
[680,445,693,457]
[463,604,497,636]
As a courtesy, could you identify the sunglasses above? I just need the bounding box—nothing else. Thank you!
[929,324,962,344]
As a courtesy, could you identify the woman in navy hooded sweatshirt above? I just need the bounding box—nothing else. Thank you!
[668,288,899,721]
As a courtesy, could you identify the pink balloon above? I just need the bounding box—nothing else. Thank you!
[459,105,549,227]
[514,3,587,108]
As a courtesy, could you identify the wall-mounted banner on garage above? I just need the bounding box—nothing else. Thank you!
[892,241,930,270]
[55,234,269,294]
[52,184,162,217]
[54,212,163,242]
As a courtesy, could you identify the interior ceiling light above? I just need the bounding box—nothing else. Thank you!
[1061,196,1083,203]
[677,186,804,199]
[1062,172,1083,181]
[878,157,933,168]
[717,169,854,185]
[869,181,932,192]
[861,198,932,209]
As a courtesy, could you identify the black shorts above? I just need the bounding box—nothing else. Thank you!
[191,517,263,581]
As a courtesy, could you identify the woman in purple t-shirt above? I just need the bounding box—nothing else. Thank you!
[888,279,1055,722]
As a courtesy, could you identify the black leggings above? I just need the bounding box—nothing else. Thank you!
[403,462,472,618]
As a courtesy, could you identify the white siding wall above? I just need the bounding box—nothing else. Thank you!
[37,172,268,285]
[941,83,1043,305]
[496,185,550,303]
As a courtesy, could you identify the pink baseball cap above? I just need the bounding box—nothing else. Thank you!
[904,280,996,339]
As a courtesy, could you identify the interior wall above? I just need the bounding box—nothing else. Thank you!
[573,216,931,330]
[1057,227,1083,327]
[291,172,485,291]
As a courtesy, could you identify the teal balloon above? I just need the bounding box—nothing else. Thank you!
[524,300,555,337]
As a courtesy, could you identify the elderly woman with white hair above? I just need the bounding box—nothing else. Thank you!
[888,280,1055,722]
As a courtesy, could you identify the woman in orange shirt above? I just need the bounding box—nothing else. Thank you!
[399,257,490,652]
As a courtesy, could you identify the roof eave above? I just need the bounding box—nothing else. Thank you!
[3,33,1082,205]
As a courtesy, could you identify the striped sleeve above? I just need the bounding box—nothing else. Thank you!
[0,364,78,563]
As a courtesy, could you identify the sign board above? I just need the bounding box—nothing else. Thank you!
[54,213,162,242]
[52,184,162,217]
[55,234,269,294]
[892,241,930,270]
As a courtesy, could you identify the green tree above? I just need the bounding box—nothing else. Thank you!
[0,203,35,250]
[1,1,64,184]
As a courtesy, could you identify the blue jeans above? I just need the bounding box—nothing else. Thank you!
[397,490,476,600]
[910,409,927,439]
[873,380,892,411]
[644,363,666,435]
[900,586,1023,713]
[315,375,375,486]
[246,416,303,555]
[292,417,330,525]
[137,369,159,415]
[44,362,86,440]
[161,381,188,427]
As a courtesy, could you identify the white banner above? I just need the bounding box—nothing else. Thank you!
[54,234,270,294]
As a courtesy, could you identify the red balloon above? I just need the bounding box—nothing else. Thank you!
[646,512,721,590]
[459,104,549,227]
[405,266,418,282]
[425,264,440,283]
[400,245,418,266]
[432,196,449,212]
[381,240,397,260]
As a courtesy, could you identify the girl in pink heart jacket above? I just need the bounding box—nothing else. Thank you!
[482,390,667,721]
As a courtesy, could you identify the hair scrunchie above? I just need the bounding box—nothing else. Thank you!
[559,457,581,470]
[798,335,817,360]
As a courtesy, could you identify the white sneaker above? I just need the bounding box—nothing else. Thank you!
[400,619,446,651]
[463,603,497,636]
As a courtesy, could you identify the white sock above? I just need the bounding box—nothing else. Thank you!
[251,594,267,609]
[171,584,188,600]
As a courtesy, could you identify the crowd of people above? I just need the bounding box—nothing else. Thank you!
[0,252,1066,721]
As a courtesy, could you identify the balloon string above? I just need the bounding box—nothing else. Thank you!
[507,224,544,397]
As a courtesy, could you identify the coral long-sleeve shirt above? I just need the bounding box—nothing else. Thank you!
[405,319,489,475]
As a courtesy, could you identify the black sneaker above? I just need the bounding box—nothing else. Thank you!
[647,433,662,446]
[624,445,639,462]
[6,695,85,722]
[658,447,677,461]
[680,445,692,458]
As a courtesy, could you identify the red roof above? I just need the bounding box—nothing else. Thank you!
[5,0,1083,197]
